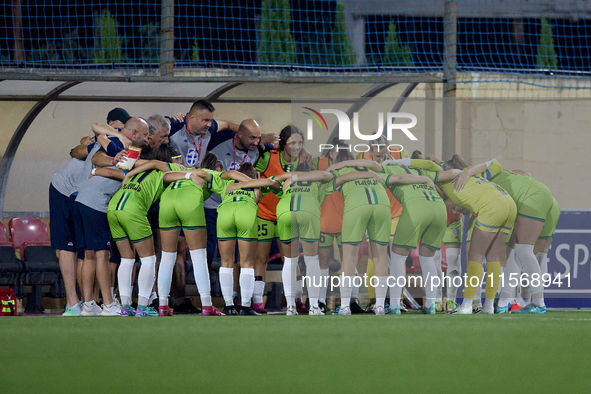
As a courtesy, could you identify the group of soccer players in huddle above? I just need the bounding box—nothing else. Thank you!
[49,100,558,317]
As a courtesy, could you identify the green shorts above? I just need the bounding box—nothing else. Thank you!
[342,204,390,246]
[539,198,560,239]
[159,186,206,231]
[257,217,280,242]
[392,200,447,251]
[277,210,320,244]
[389,216,400,239]
[443,217,463,246]
[320,233,342,249]
[517,181,554,222]
[108,210,152,243]
[217,201,258,241]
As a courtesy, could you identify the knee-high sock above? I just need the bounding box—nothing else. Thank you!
[464,260,483,300]
[537,252,548,275]
[157,252,176,306]
[118,258,135,306]
[340,275,353,308]
[240,268,255,307]
[282,257,297,308]
[433,250,443,302]
[499,249,520,307]
[138,255,157,307]
[485,261,501,300]
[304,255,321,307]
[375,276,388,309]
[515,243,545,307]
[419,255,438,308]
[445,248,461,301]
[367,258,376,299]
[189,248,211,307]
[219,267,234,306]
[319,268,329,304]
[253,278,265,304]
[389,252,407,309]
[351,269,360,300]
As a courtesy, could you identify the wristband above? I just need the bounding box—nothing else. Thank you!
[292,174,298,182]
[185,172,192,180]
[91,168,97,176]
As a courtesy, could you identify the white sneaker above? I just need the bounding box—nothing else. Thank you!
[286,306,298,316]
[80,301,102,316]
[309,305,324,316]
[100,301,122,316]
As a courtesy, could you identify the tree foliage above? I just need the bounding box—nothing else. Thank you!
[536,17,558,70]
[383,21,412,66]
[258,0,295,64]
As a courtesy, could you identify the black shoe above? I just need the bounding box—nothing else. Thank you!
[318,302,327,315]
[364,299,376,314]
[149,298,159,309]
[239,306,261,316]
[350,301,365,314]
[223,305,239,316]
[174,298,202,314]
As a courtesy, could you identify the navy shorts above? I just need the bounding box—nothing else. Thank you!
[73,201,112,252]
[49,183,76,252]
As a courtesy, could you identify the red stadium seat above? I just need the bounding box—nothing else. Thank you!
[8,217,49,251]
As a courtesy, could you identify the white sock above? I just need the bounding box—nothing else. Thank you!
[319,268,329,304]
[434,250,443,302]
[304,255,321,308]
[375,276,388,309]
[499,249,519,307]
[282,257,297,308]
[117,258,135,306]
[445,248,461,301]
[515,244,544,307]
[240,268,255,307]
[536,252,548,275]
[389,252,407,309]
[483,297,495,312]
[351,268,360,300]
[419,255,438,308]
[138,255,157,307]
[189,248,211,307]
[340,275,353,308]
[295,274,303,300]
[219,267,234,305]
[157,251,176,306]
[253,280,265,304]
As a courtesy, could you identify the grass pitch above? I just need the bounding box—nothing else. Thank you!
[2,311,590,393]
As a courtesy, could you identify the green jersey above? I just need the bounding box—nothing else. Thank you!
[275,180,327,218]
[381,165,442,205]
[164,168,223,200]
[331,167,390,211]
[483,161,535,206]
[109,163,182,215]
[217,179,259,208]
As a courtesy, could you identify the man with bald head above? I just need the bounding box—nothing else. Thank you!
[73,117,152,316]
[203,118,277,310]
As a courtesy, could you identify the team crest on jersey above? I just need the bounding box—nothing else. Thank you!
[453,228,459,236]
[187,148,198,166]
